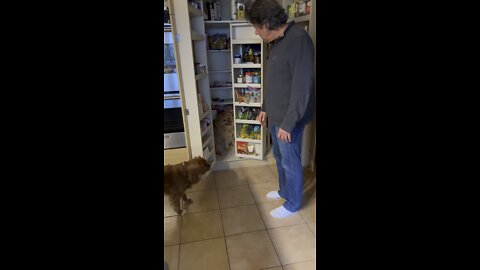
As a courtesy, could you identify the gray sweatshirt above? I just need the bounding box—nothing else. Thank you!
[262,22,315,133]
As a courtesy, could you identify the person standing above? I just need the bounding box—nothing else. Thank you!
[245,0,315,218]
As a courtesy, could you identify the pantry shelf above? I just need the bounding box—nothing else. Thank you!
[205,148,215,161]
[230,22,266,161]
[231,39,262,45]
[236,153,263,160]
[204,20,248,24]
[201,124,213,137]
[236,138,262,143]
[232,63,261,68]
[200,110,211,121]
[210,86,232,90]
[236,119,260,125]
[202,135,214,148]
[172,0,217,163]
[208,70,231,73]
[233,83,261,88]
[234,102,262,107]
[207,49,231,53]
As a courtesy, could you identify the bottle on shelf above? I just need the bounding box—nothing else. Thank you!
[206,2,212,21]
[288,3,295,19]
[234,54,242,64]
[254,52,261,63]
[237,74,244,83]
[231,0,237,20]
[298,1,306,16]
[213,1,221,21]
[237,1,245,20]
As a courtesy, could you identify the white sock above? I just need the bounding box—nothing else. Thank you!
[270,205,296,218]
[266,191,281,199]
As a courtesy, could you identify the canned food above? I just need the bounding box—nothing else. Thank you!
[234,54,242,64]
[254,52,261,64]
[245,72,253,84]
[252,73,260,84]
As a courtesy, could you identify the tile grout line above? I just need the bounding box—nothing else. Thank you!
[223,167,283,269]
[281,259,316,269]
[176,235,226,246]
[245,165,317,267]
[164,166,276,269]
[245,179,284,269]
[306,221,316,237]
[170,165,311,268]
[213,173,232,270]
[176,221,314,246]
[177,213,182,270]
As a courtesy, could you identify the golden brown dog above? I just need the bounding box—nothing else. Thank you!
[164,157,211,215]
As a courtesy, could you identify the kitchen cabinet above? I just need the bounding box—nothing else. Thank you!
[172,0,215,164]
[230,22,267,160]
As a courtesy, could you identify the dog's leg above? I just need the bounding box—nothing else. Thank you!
[170,193,182,215]
[182,193,193,204]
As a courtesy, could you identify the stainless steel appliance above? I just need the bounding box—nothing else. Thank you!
[164,93,186,149]
[164,30,187,150]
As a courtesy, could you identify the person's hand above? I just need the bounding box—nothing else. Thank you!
[256,111,267,126]
[277,128,291,143]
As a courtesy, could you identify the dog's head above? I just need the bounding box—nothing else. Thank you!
[186,157,211,184]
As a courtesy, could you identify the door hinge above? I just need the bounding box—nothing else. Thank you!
[185,109,189,115]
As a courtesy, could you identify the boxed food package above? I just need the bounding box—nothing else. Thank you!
[237,142,248,155]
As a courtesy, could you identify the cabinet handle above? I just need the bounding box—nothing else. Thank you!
[164,95,181,100]
[164,135,170,138]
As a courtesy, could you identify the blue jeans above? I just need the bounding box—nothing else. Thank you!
[270,124,304,212]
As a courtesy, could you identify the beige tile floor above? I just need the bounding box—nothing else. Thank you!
[164,164,316,270]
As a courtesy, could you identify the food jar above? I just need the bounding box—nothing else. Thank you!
[245,72,253,84]
[248,144,255,154]
[237,74,244,83]
[252,72,260,84]
[298,1,306,16]
[237,3,245,20]
[234,54,242,64]
[254,52,261,64]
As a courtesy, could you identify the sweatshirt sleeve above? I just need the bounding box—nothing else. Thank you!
[279,34,314,133]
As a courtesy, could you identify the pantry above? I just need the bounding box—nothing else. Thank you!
[164,0,316,171]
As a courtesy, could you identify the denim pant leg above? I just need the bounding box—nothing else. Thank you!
[270,125,287,199]
[270,125,305,212]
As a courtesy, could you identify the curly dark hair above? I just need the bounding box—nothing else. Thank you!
[245,0,288,30]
